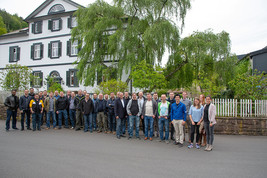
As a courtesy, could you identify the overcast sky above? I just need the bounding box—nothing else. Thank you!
[1,0,267,64]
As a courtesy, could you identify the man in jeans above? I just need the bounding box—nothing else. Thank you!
[158,94,171,144]
[114,92,126,139]
[29,93,44,131]
[69,92,76,129]
[141,93,157,141]
[96,93,107,133]
[171,94,187,147]
[126,93,142,140]
[92,93,98,131]
[153,92,160,137]
[44,92,57,129]
[122,91,130,135]
[74,89,84,131]
[138,92,146,134]
[181,91,192,142]
[19,89,31,131]
[107,92,116,134]
[167,92,175,140]
[82,94,94,132]
[55,91,69,129]
[5,89,19,131]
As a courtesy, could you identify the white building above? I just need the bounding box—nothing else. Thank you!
[0,0,132,93]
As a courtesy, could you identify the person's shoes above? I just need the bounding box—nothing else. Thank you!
[32,129,36,131]
[144,137,148,140]
[136,136,141,140]
[171,137,175,141]
[165,140,170,144]
[201,143,206,147]
[210,145,213,150]
[27,128,32,130]
[128,137,132,140]
[64,126,69,129]
[113,131,116,135]
[21,128,24,131]
[84,130,88,132]
[178,144,184,148]
[188,143,193,149]
[13,128,18,130]
[97,130,101,133]
[38,129,41,131]
[58,127,62,130]
[206,145,212,151]
[120,135,126,137]
[158,139,163,142]
[149,137,152,141]
[45,127,49,130]
[205,144,210,151]
[108,131,112,134]
[90,131,93,133]
[70,127,74,130]
[104,131,108,134]
[54,127,58,130]
[75,128,80,131]
[117,135,120,139]
[173,141,179,145]
[196,144,200,149]
[6,129,9,132]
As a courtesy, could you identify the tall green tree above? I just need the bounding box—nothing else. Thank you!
[0,16,7,35]
[71,0,191,86]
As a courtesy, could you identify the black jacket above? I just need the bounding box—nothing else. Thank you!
[5,95,19,111]
[95,99,107,114]
[19,95,31,110]
[56,96,69,111]
[74,94,85,110]
[114,98,126,119]
[107,98,115,114]
[81,98,94,114]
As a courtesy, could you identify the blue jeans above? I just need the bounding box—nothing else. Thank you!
[58,110,68,128]
[46,111,56,128]
[158,117,169,140]
[83,113,93,132]
[116,117,125,136]
[21,110,31,129]
[129,115,140,137]
[108,113,116,132]
[92,113,97,130]
[144,116,154,138]
[69,109,76,128]
[32,113,41,130]
[6,109,17,130]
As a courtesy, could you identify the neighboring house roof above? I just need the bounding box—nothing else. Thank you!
[0,28,29,39]
[25,0,84,22]
[238,46,267,62]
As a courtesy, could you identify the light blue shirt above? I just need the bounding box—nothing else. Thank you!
[189,105,203,122]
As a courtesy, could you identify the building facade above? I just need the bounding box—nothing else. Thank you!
[0,0,131,92]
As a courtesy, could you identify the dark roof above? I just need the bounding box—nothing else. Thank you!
[0,28,29,38]
[25,0,84,22]
[238,46,267,62]
[237,54,247,60]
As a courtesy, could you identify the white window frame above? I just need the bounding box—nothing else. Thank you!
[71,40,78,56]
[52,19,60,31]
[34,44,41,59]
[71,17,77,28]
[70,70,75,87]
[52,42,59,58]
[34,72,41,87]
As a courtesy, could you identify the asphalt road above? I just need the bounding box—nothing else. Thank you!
[0,120,267,178]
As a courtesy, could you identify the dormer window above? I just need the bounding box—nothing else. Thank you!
[48,4,65,15]
[48,18,62,32]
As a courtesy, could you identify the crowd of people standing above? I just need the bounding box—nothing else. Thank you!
[4,88,216,151]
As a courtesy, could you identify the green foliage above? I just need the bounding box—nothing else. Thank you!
[47,76,64,93]
[0,16,7,35]
[0,64,32,91]
[155,88,170,97]
[97,79,128,94]
[72,0,191,86]
[229,70,267,100]
[131,60,167,92]
[0,9,28,33]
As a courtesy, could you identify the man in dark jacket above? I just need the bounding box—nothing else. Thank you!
[107,92,116,134]
[81,94,94,132]
[167,92,175,140]
[92,93,98,131]
[122,91,130,135]
[19,89,31,130]
[95,93,107,133]
[114,92,127,139]
[29,93,44,131]
[74,89,84,131]
[55,91,69,129]
[5,89,19,131]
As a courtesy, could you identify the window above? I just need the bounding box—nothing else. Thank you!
[31,71,43,88]
[9,46,20,62]
[48,41,62,59]
[68,16,77,28]
[66,69,79,87]
[67,40,80,56]
[31,21,42,34]
[48,19,62,31]
[31,43,43,60]
[48,4,65,15]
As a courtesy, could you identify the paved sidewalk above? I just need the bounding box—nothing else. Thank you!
[0,120,267,178]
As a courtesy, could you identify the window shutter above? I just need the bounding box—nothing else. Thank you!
[48,43,51,58]
[66,71,70,86]
[17,47,20,61]
[67,17,71,28]
[39,72,43,87]
[67,40,70,56]
[31,45,34,59]
[59,19,62,30]
[32,23,35,34]
[58,41,62,57]
[40,44,44,59]
[48,20,52,30]
[37,22,42,33]
[78,40,82,52]
[30,72,33,87]
[74,70,79,87]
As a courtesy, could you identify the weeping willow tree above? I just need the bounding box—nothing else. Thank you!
[165,29,235,96]
[71,0,191,86]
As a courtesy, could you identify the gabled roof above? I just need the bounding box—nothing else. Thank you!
[0,28,29,39]
[25,0,84,22]
[238,46,267,62]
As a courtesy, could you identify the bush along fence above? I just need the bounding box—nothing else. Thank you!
[187,98,267,118]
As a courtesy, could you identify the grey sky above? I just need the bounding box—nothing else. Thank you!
[1,0,267,64]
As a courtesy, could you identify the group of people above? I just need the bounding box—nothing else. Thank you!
[4,88,216,151]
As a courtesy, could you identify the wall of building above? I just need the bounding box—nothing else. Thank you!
[252,53,267,73]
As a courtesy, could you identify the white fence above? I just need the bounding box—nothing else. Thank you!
[188,98,267,118]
